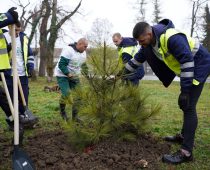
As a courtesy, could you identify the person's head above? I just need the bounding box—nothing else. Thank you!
[15,21,21,37]
[132,22,154,47]
[112,33,123,47]
[76,38,88,53]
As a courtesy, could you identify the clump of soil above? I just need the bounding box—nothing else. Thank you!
[0,130,171,170]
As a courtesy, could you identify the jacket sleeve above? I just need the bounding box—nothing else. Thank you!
[125,48,146,72]
[121,52,132,64]
[0,12,15,28]
[27,44,35,73]
[168,34,194,93]
[58,56,70,75]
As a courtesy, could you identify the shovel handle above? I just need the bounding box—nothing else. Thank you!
[10,24,19,145]
[0,72,14,116]
[17,76,27,106]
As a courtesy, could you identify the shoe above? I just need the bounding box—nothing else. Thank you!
[164,133,183,144]
[60,111,69,121]
[162,150,193,164]
[19,114,39,128]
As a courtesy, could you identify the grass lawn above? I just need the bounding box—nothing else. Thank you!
[0,77,210,169]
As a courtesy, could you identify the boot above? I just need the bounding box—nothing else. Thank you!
[60,104,69,121]
[72,106,82,123]
[19,110,39,129]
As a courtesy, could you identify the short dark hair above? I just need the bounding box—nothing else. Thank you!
[132,22,150,39]
[15,20,21,28]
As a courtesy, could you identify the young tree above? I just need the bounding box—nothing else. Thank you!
[38,0,82,79]
[65,43,161,150]
[152,0,161,24]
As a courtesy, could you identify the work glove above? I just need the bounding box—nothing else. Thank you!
[178,92,190,110]
[7,7,19,23]
[27,70,32,78]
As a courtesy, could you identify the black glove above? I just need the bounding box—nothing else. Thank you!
[7,7,19,23]
[178,92,190,110]
[27,69,33,78]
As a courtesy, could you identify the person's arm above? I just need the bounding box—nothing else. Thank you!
[121,52,132,64]
[58,56,70,76]
[168,34,194,93]
[125,48,146,73]
[0,8,18,28]
[27,43,35,77]
[58,47,74,77]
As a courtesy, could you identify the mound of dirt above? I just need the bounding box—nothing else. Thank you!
[0,130,171,170]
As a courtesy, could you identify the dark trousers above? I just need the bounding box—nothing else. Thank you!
[181,83,204,152]
[0,86,12,117]
[6,76,29,115]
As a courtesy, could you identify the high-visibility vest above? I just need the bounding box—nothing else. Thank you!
[159,28,200,85]
[0,29,10,70]
[118,46,138,68]
[23,36,29,75]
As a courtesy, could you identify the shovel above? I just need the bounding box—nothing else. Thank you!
[17,76,38,127]
[0,72,24,145]
[10,24,35,170]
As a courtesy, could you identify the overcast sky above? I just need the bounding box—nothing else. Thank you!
[1,0,208,47]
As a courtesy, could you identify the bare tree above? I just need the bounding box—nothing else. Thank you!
[152,0,161,24]
[189,0,208,37]
[42,0,82,81]
[202,4,210,51]
[133,0,147,22]
[87,18,113,47]
[38,0,51,77]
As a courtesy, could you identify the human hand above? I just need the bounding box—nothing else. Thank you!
[67,73,73,78]
[7,7,19,23]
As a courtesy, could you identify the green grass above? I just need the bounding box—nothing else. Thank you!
[0,78,210,169]
[140,80,210,170]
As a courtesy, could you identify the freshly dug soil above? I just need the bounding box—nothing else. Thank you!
[0,130,171,170]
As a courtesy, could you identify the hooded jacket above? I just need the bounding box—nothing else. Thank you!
[127,19,210,90]
[3,30,34,78]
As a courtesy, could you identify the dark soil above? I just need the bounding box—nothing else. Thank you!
[0,130,171,170]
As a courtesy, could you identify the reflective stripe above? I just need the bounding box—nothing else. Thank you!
[0,48,8,55]
[132,59,142,66]
[28,55,34,60]
[27,60,34,64]
[125,63,135,72]
[0,14,7,21]
[180,72,194,77]
[181,61,194,69]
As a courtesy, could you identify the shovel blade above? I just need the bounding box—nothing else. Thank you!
[12,146,35,170]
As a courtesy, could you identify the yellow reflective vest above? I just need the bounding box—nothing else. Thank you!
[159,28,200,85]
[118,46,138,68]
[0,29,10,70]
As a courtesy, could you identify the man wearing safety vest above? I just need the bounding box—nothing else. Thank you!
[125,19,210,164]
[112,33,144,85]
[0,8,26,142]
[0,7,19,71]
[3,21,38,129]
